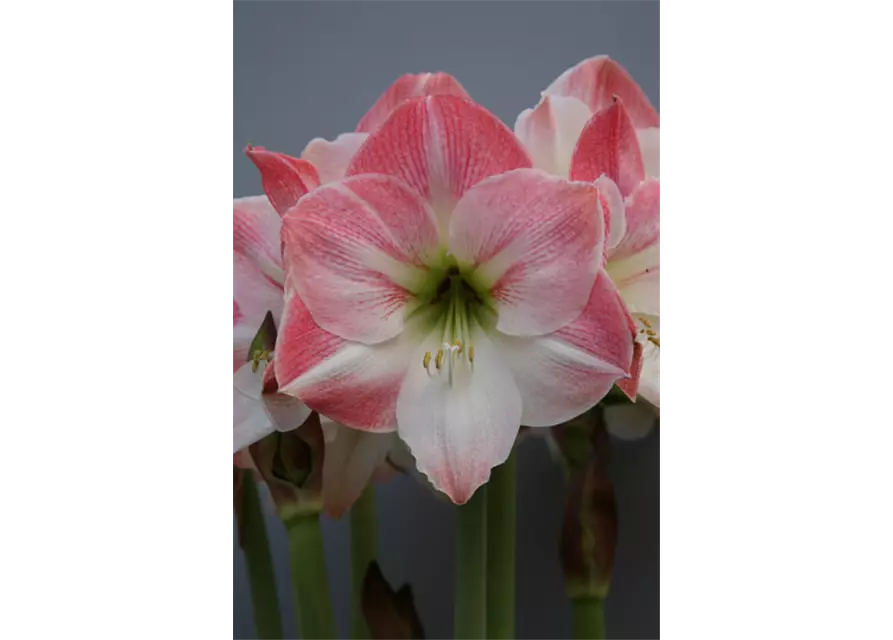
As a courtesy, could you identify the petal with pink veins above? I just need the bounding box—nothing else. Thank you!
[275,292,423,432]
[245,146,321,216]
[594,176,626,252]
[496,271,634,427]
[281,174,441,344]
[570,100,645,197]
[637,127,660,179]
[609,179,659,262]
[347,95,531,231]
[449,169,603,337]
[396,322,522,504]
[301,133,369,184]
[514,95,593,178]
[544,55,660,129]
[233,196,284,284]
[355,72,471,133]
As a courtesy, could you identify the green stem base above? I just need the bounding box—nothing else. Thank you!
[454,484,488,639]
[241,473,283,639]
[571,597,606,639]
[286,513,337,639]
[486,453,516,639]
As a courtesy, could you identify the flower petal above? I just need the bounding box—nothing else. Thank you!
[514,95,593,178]
[301,133,369,184]
[281,174,441,344]
[595,176,626,253]
[347,95,531,230]
[570,100,645,197]
[496,271,635,427]
[355,72,471,133]
[233,196,284,284]
[449,169,603,336]
[544,55,660,129]
[233,362,312,453]
[320,418,396,518]
[634,315,660,407]
[637,127,660,179]
[609,179,659,262]
[275,291,418,431]
[245,146,321,216]
[396,323,522,504]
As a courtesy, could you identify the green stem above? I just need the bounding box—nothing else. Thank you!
[285,512,337,639]
[454,484,488,639]
[571,597,606,639]
[486,453,516,639]
[351,485,378,639]
[241,473,283,639]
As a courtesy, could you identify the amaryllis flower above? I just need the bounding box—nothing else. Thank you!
[270,95,638,504]
[234,196,312,453]
[514,57,660,425]
[235,72,472,514]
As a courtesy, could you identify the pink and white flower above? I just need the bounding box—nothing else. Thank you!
[515,57,660,423]
[271,95,638,504]
[235,73,472,515]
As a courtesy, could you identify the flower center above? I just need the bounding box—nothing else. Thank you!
[419,270,489,386]
[635,315,660,349]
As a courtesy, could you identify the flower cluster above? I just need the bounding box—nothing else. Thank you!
[233,56,659,510]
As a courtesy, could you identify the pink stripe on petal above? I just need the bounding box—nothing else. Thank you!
[347,96,532,226]
[497,270,636,426]
[245,146,321,216]
[449,169,603,337]
[233,196,284,285]
[544,55,660,129]
[570,100,645,197]
[281,174,440,344]
[609,179,659,262]
[301,133,369,184]
[355,72,471,133]
[275,292,408,432]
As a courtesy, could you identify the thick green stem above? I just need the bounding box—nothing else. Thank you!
[454,484,488,639]
[351,485,378,639]
[285,513,337,639]
[241,473,283,639]
[486,453,516,639]
[571,597,606,639]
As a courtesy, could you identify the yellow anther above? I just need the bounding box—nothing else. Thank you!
[423,351,432,369]
[468,344,475,363]
[646,329,656,337]
[454,339,463,354]
[435,349,444,370]
[640,318,653,329]
[250,349,273,373]
[647,336,660,348]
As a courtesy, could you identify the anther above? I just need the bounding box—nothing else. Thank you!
[423,352,432,369]
[454,339,463,354]
[468,344,475,364]
[646,329,656,337]
[640,318,653,329]
[435,349,444,370]
[648,336,660,347]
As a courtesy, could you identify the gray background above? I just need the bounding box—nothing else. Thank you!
[234,2,659,638]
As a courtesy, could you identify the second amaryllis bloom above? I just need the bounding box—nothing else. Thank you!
[271,95,638,504]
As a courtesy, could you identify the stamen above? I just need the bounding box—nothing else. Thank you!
[454,338,463,354]
[468,344,475,364]
[435,349,444,371]
[646,329,656,336]
[640,318,653,329]
[648,336,660,347]
[423,351,431,370]
[251,349,273,373]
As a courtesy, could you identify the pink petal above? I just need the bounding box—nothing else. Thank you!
[355,72,471,133]
[595,175,626,253]
[347,95,532,226]
[637,127,660,179]
[320,420,395,518]
[245,146,321,216]
[396,322,522,504]
[275,291,415,432]
[233,196,283,285]
[616,340,643,400]
[449,169,603,337]
[496,271,635,426]
[570,99,645,197]
[609,179,659,262]
[281,174,441,344]
[544,55,660,129]
[514,95,593,177]
[301,133,369,184]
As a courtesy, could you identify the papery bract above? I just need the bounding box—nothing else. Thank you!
[274,95,637,504]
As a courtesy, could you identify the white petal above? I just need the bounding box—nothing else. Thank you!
[637,127,660,179]
[396,324,522,504]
